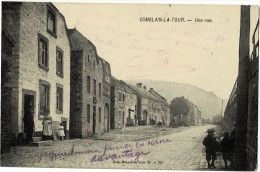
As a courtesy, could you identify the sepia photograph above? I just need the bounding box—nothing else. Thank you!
[1,0,259,171]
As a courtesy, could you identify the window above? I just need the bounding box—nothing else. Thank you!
[47,8,56,36]
[119,92,122,101]
[99,83,101,97]
[38,34,49,70]
[93,79,96,96]
[119,111,121,122]
[87,104,90,123]
[99,107,101,123]
[158,108,160,113]
[56,85,63,113]
[40,83,50,116]
[87,54,90,63]
[123,94,125,102]
[87,76,90,93]
[56,47,63,77]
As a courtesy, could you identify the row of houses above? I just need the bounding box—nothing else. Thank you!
[1,2,170,151]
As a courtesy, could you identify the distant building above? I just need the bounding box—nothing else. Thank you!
[126,83,170,126]
[99,56,111,132]
[2,2,71,141]
[68,29,103,138]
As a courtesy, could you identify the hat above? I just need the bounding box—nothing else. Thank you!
[207,128,215,133]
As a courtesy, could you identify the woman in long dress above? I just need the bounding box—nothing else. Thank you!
[42,111,53,140]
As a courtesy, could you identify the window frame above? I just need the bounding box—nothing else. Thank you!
[99,107,101,123]
[99,83,101,97]
[47,5,57,38]
[56,46,64,78]
[87,75,91,93]
[56,83,63,114]
[38,33,49,71]
[93,79,96,96]
[39,80,51,119]
[87,104,90,123]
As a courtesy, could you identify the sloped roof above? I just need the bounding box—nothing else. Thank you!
[124,82,162,102]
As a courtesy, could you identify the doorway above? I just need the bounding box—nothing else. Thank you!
[24,95,35,133]
[104,104,109,132]
[93,106,96,134]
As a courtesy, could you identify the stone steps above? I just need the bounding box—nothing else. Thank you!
[29,140,53,147]
[32,137,42,142]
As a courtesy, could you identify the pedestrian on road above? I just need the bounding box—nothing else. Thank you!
[220,131,230,168]
[42,110,53,140]
[203,128,218,169]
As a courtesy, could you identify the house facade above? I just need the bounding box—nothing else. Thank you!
[110,77,127,129]
[99,56,111,132]
[2,2,71,141]
[68,29,103,138]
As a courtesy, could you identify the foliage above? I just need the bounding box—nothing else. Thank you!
[170,96,190,117]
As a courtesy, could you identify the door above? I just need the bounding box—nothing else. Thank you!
[104,104,109,132]
[23,95,34,133]
[93,106,96,134]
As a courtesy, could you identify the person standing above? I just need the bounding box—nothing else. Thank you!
[23,104,35,143]
[229,123,236,168]
[58,123,65,140]
[203,128,218,169]
[220,131,230,168]
[42,110,53,140]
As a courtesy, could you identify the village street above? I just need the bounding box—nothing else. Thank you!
[1,124,226,170]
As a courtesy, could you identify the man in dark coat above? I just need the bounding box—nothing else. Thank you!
[220,131,230,168]
[203,128,218,169]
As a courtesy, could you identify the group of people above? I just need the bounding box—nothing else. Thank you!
[23,109,65,143]
[203,126,236,169]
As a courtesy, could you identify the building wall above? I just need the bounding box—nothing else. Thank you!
[100,58,111,132]
[124,88,137,126]
[81,47,103,137]
[111,78,126,129]
[2,2,71,139]
[1,29,14,152]
[70,50,84,138]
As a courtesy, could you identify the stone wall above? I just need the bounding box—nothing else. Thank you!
[2,2,71,139]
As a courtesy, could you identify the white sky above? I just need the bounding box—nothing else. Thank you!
[53,2,258,99]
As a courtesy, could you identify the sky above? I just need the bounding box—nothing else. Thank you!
[53,2,258,99]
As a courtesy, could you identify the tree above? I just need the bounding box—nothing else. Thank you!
[170,96,190,126]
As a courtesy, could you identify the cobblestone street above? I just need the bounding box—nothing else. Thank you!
[1,125,227,170]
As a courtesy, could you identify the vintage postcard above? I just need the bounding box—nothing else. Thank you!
[1,1,259,171]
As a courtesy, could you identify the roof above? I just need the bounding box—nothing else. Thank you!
[124,82,162,102]
[68,28,99,64]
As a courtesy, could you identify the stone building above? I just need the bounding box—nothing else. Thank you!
[99,56,111,132]
[1,26,15,152]
[125,83,170,126]
[121,81,138,126]
[110,76,127,129]
[2,2,71,142]
[68,29,103,138]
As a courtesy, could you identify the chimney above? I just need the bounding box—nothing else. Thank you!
[143,86,146,90]
[149,88,154,91]
[137,83,142,88]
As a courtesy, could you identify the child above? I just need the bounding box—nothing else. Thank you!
[220,131,230,168]
[58,123,65,140]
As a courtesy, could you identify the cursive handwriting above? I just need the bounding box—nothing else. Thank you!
[91,149,150,163]
[38,145,101,162]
